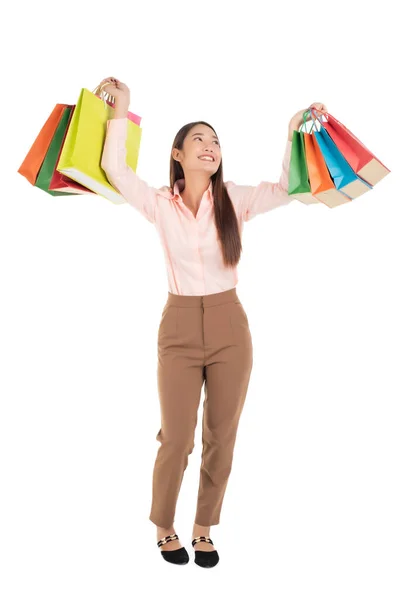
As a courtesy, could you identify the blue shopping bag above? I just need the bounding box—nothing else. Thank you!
[314,127,372,199]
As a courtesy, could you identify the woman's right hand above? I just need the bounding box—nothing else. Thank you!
[98,77,130,105]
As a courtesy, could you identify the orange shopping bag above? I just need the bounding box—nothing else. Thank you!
[18,104,69,185]
[303,132,352,208]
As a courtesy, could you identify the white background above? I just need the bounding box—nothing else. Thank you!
[1,0,399,597]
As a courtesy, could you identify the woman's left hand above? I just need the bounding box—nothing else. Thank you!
[288,102,328,140]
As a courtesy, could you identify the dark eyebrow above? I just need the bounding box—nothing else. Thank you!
[191,132,219,140]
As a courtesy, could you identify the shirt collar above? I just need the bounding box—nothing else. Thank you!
[172,178,213,203]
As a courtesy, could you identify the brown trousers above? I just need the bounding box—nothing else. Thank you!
[149,287,253,528]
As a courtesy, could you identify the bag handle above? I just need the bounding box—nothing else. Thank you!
[308,107,328,129]
[300,107,319,133]
[300,106,329,133]
[92,82,115,109]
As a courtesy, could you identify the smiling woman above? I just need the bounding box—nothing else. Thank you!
[171,124,222,218]
[168,120,244,266]
[98,75,316,569]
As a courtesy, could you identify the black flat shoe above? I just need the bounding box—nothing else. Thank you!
[157,533,189,565]
[192,536,220,568]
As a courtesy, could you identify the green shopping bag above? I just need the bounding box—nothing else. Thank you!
[288,129,320,205]
[57,88,142,204]
[35,106,78,196]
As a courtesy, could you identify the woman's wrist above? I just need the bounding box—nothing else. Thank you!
[114,98,130,119]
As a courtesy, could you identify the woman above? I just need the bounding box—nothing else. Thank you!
[100,76,327,568]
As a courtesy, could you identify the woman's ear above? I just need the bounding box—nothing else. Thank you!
[172,148,180,163]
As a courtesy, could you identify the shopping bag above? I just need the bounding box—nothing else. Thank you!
[288,130,320,205]
[303,132,351,208]
[316,111,390,185]
[48,106,95,195]
[57,88,142,204]
[35,106,82,196]
[49,167,95,194]
[18,104,68,185]
[313,126,372,199]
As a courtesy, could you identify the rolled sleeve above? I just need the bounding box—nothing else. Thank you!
[101,118,158,224]
[229,140,295,222]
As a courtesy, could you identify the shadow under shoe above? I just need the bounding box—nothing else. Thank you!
[192,536,220,568]
[157,533,189,565]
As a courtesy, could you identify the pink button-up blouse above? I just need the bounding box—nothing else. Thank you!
[101,117,294,296]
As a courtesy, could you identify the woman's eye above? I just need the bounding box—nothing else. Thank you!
[195,136,219,145]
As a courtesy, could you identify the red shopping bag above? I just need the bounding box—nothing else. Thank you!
[314,110,390,186]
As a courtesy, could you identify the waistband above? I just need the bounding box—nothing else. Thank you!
[166,287,239,308]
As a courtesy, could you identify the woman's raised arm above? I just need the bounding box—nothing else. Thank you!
[99,77,159,224]
[228,139,293,221]
[228,101,328,222]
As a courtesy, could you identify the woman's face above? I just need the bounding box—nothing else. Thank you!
[172,124,221,177]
